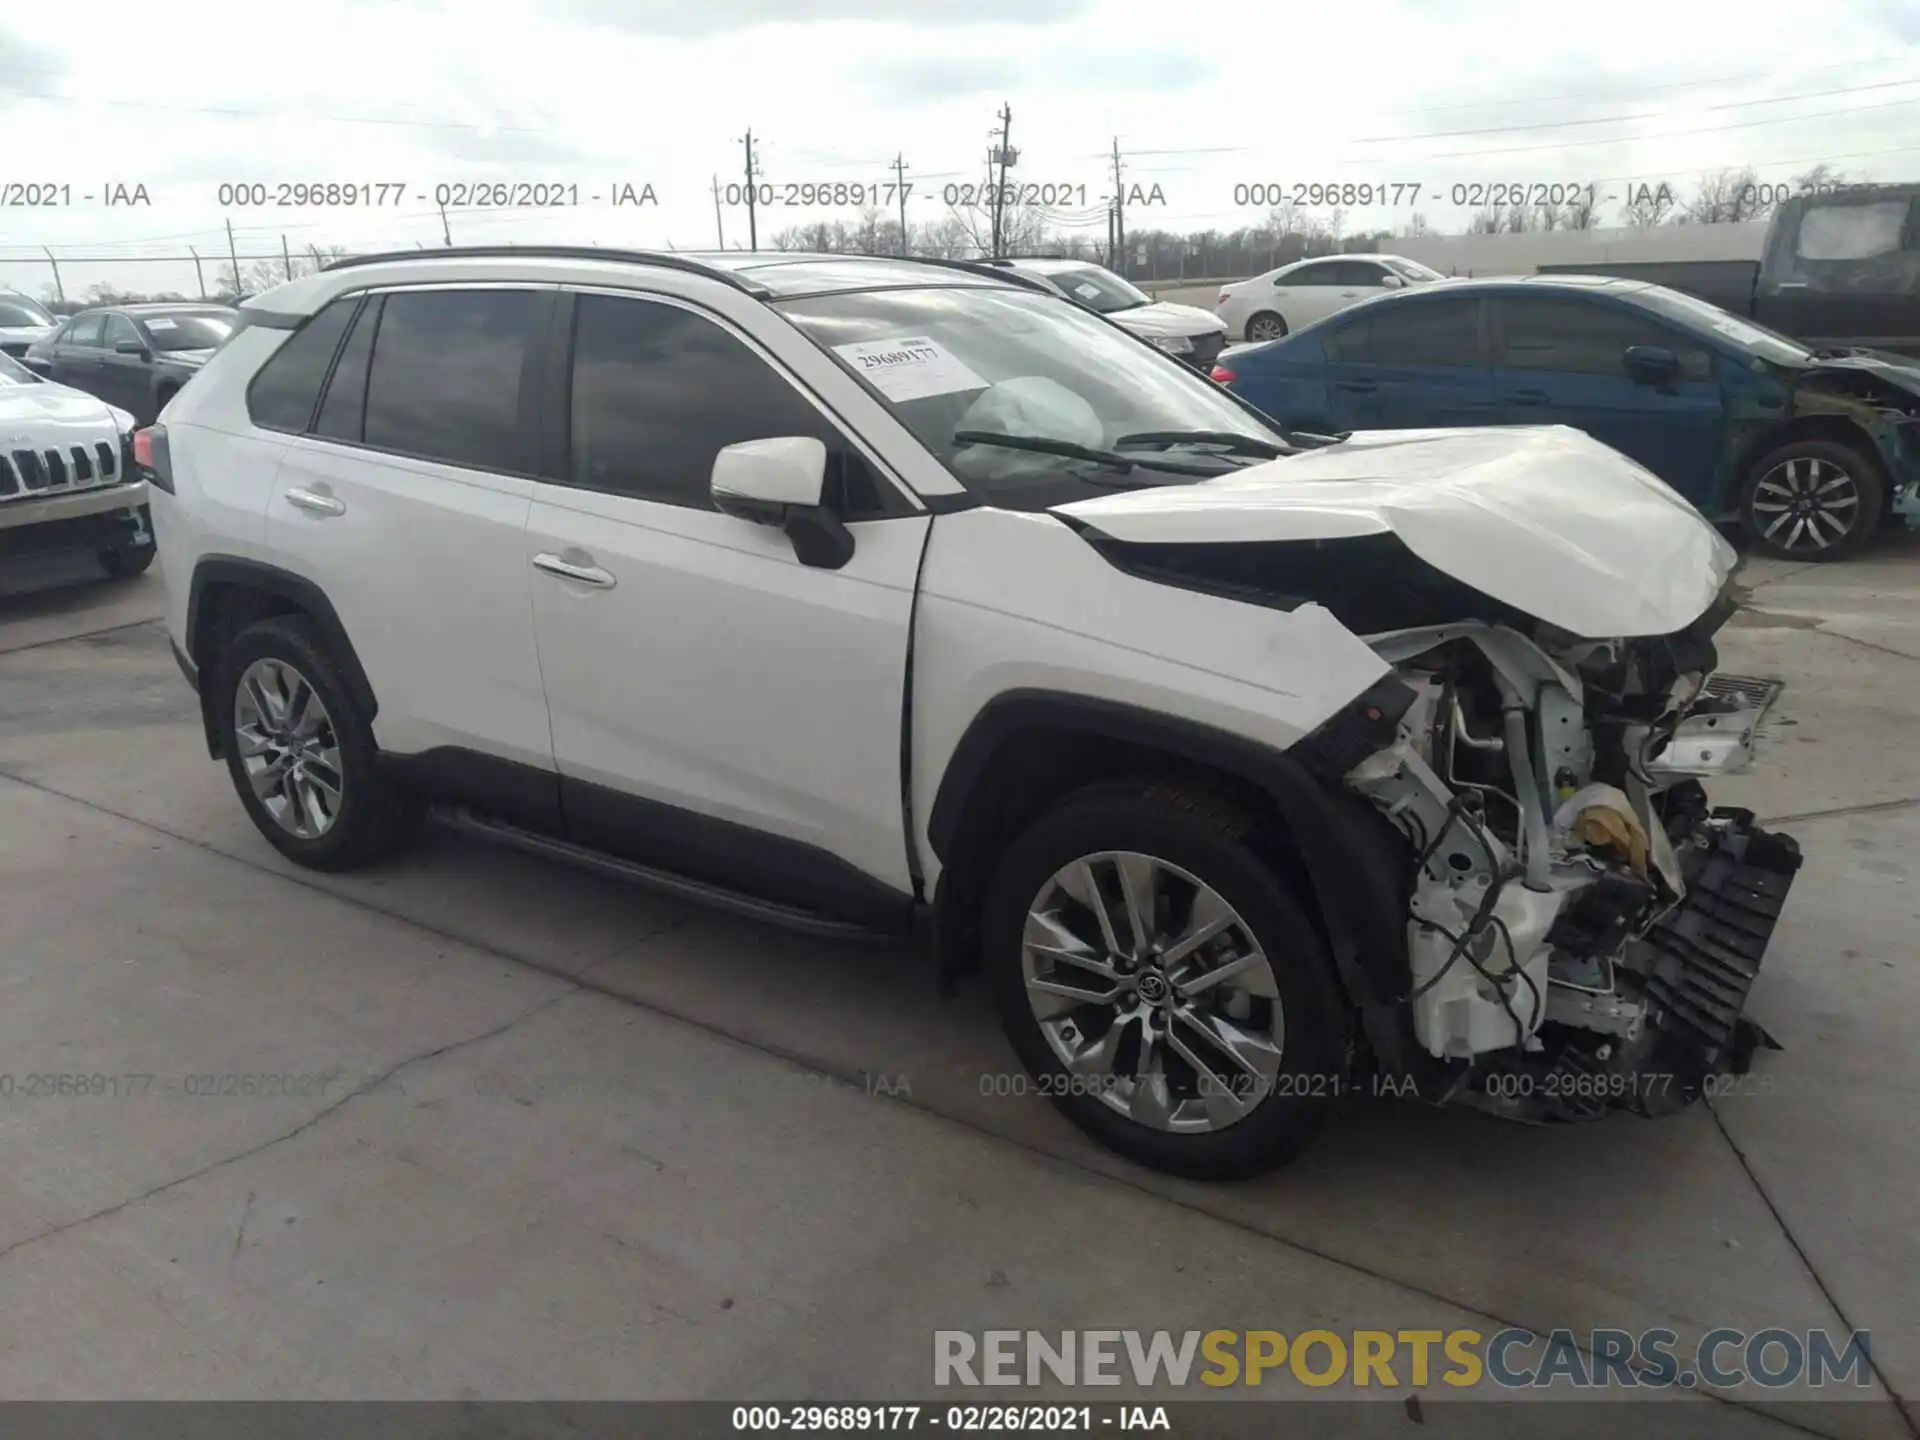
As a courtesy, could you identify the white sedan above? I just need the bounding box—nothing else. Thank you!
[1216,254,1445,342]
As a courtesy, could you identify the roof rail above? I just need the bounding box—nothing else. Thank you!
[320,245,774,296]
[897,256,1058,294]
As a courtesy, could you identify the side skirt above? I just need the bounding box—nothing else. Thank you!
[435,806,902,944]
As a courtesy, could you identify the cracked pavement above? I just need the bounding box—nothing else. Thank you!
[0,544,1916,1436]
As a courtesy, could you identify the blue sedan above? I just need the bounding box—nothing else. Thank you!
[1212,275,1920,560]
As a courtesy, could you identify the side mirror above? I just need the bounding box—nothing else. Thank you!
[1379,274,1406,289]
[1623,345,1681,385]
[115,340,151,359]
[711,435,853,570]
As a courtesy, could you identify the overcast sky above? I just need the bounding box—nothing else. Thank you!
[3,0,1918,297]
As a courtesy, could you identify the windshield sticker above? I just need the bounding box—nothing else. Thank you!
[146,318,178,330]
[1072,282,1103,301]
[833,336,987,402]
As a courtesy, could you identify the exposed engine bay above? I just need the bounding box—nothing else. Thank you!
[1342,599,1802,1123]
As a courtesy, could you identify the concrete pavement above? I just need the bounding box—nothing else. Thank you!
[0,539,1915,1436]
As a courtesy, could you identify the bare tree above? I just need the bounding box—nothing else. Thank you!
[1683,167,1768,224]
[1468,204,1503,235]
[1620,183,1680,227]
[1500,203,1535,233]
[1563,185,1603,230]
[1402,211,1433,238]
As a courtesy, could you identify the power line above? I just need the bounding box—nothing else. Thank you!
[1088,76,1920,161]
[1346,75,1920,143]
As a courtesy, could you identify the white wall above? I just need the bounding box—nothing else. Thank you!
[1396,222,1769,276]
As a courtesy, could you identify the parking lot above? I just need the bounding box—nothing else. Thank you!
[1,540,1917,1435]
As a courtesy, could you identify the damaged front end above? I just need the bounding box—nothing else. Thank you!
[1343,598,1802,1123]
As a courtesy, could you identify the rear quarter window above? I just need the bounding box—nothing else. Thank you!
[245,297,360,434]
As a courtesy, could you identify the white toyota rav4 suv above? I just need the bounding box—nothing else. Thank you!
[145,246,1801,1178]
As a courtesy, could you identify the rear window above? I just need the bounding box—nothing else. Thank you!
[140,311,236,352]
[1324,297,1481,366]
[0,299,54,328]
[246,297,360,433]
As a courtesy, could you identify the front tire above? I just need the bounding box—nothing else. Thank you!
[983,780,1351,1179]
[1739,438,1884,561]
[214,615,424,871]
[1245,311,1288,343]
[97,544,155,578]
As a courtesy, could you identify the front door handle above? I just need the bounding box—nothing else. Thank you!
[285,486,346,516]
[533,552,617,589]
[1334,378,1380,393]
[1505,389,1551,406]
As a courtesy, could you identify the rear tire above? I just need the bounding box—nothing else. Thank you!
[1245,311,1288,343]
[1739,437,1884,561]
[214,615,424,871]
[983,779,1351,1180]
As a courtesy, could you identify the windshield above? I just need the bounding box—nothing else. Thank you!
[778,286,1287,507]
[1035,266,1154,314]
[1628,285,1811,364]
[0,352,41,384]
[0,298,56,328]
[1382,257,1445,283]
[139,311,235,352]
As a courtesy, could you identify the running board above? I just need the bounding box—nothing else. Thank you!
[434,805,895,942]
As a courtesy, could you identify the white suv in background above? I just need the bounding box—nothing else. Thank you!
[1216,254,1446,341]
[144,245,1800,1179]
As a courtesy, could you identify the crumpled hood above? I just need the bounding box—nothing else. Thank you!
[1803,349,1920,398]
[1054,425,1739,639]
[1112,301,1228,340]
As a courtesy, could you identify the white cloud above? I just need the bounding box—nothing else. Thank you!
[2,0,1916,296]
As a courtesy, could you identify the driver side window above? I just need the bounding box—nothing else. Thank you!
[565,293,906,519]
[103,315,141,350]
[63,314,105,347]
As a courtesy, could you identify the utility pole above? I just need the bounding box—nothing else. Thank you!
[189,246,206,300]
[225,219,241,298]
[41,247,64,303]
[742,130,761,251]
[989,104,1015,258]
[711,175,726,248]
[438,199,453,246]
[891,153,910,256]
[282,234,294,280]
[1110,137,1127,278]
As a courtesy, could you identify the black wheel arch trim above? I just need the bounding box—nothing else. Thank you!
[186,557,378,758]
[928,689,1418,1069]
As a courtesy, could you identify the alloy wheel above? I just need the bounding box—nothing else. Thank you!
[233,657,344,839]
[1750,456,1861,553]
[1021,850,1284,1133]
[1247,315,1286,342]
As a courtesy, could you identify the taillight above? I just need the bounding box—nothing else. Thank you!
[1210,364,1236,384]
[1217,291,1231,305]
[133,423,174,494]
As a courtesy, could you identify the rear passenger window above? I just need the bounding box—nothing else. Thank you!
[567,293,900,516]
[247,297,358,433]
[314,298,377,442]
[1323,298,1481,366]
[361,289,542,473]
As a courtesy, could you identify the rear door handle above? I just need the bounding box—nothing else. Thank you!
[1505,389,1551,406]
[1334,379,1380,393]
[533,552,617,589]
[284,486,346,516]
